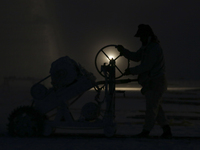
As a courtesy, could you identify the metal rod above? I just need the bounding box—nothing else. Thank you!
[115,65,123,75]
[102,50,110,60]
[114,54,121,61]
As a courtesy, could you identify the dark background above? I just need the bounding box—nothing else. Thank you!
[0,0,200,84]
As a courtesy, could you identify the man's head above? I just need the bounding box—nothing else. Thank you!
[135,24,154,37]
[135,24,156,46]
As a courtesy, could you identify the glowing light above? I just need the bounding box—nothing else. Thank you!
[108,55,114,60]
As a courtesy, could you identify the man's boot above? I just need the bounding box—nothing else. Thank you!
[135,129,150,138]
[161,125,172,138]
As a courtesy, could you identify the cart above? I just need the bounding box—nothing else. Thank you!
[7,45,137,137]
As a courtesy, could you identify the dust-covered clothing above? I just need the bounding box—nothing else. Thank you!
[121,42,169,131]
[121,42,166,89]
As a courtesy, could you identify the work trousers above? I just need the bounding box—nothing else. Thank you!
[142,75,169,131]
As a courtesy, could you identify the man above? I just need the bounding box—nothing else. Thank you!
[116,24,172,138]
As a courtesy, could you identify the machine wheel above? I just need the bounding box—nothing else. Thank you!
[81,102,100,121]
[95,45,130,79]
[7,106,45,137]
[104,124,117,137]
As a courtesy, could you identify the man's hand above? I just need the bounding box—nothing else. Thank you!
[124,68,131,75]
[115,45,125,55]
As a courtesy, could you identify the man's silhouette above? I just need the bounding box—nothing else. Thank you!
[116,24,172,138]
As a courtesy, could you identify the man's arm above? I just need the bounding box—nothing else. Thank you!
[116,45,142,62]
[122,48,143,62]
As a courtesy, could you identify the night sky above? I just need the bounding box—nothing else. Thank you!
[1,0,200,84]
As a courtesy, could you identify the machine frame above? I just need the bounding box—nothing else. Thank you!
[7,45,137,137]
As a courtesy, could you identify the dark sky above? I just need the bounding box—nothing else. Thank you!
[54,0,200,80]
[0,0,200,83]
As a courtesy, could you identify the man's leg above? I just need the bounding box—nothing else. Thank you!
[135,90,162,137]
[156,104,168,127]
[156,105,172,138]
[143,90,163,131]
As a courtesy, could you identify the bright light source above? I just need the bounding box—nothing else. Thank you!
[108,55,114,59]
